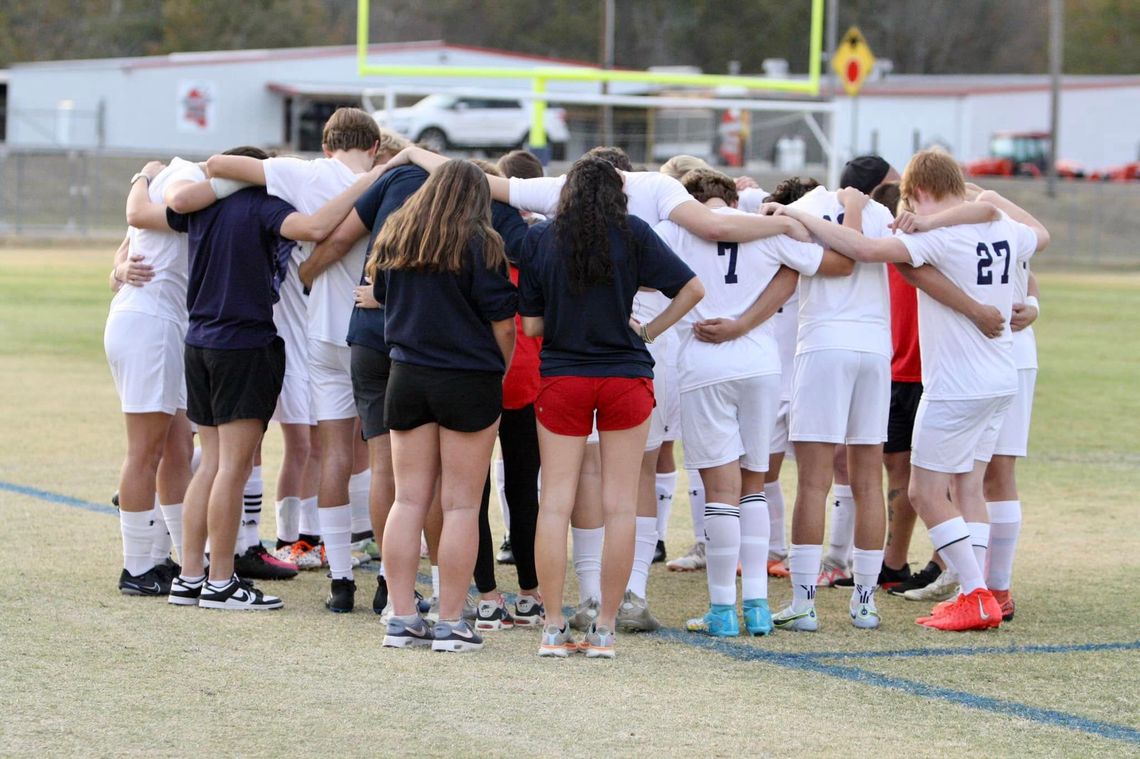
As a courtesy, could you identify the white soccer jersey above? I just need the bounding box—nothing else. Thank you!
[789,186,893,358]
[737,187,769,214]
[899,213,1039,400]
[264,156,367,346]
[1011,259,1038,370]
[655,207,823,393]
[273,241,310,379]
[112,157,204,324]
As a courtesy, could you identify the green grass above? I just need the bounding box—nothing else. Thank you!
[1,248,1138,757]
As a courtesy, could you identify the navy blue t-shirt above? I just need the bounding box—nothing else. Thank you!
[518,215,695,378]
[167,187,295,350]
[347,165,429,353]
[374,236,518,373]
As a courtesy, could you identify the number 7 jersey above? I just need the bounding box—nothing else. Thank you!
[654,206,824,393]
[898,213,1039,400]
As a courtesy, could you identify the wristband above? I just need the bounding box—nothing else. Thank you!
[1025,295,1040,315]
[209,177,254,199]
[640,323,654,344]
[130,172,150,186]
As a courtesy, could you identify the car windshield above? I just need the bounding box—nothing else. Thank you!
[415,94,455,110]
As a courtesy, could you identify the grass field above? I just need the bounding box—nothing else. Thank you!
[1,246,1138,757]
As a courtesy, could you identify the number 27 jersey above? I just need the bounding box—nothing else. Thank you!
[899,213,1038,401]
[654,206,824,392]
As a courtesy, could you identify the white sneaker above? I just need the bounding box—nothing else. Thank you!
[425,593,477,624]
[850,599,881,629]
[816,557,852,587]
[772,603,818,632]
[567,597,600,632]
[666,542,706,572]
[903,570,959,602]
[198,576,283,611]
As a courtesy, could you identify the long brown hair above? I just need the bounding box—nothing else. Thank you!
[366,159,505,277]
[554,156,629,294]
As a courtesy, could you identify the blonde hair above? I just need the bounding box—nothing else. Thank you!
[375,127,410,163]
[468,158,503,177]
[900,148,966,205]
[660,154,712,180]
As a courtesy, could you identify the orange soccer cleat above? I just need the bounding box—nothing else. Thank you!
[990,589,1016,621]
[917,588,1003,631]
[767,558,790,578]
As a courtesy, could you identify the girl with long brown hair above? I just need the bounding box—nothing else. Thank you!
[365,159,517,653]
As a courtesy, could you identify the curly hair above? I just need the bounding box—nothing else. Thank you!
[765,176,821,205]
[555,156,631,294]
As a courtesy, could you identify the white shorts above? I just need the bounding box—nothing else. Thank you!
[789,350,889,445]
[993,369,1037,458]
[308,339,355,422]
[911,395,1013,474]
[273,371,316,426]
[660,334,681,442]
[770,400,791,455]
[680,374,780,472]
[104,310,185,415]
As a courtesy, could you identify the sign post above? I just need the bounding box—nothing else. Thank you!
[831,26,875,158]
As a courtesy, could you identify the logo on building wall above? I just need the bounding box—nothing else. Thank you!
[177,81,217,133]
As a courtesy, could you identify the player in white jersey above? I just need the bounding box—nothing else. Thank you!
[983,245,1041,622]
[206,108,382,611]
[655,169,856,637]
[108,157,205,596]
[777,149,1049,631]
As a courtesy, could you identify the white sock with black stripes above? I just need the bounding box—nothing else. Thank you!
[789,543,822,611]
[655,471,677,546]
[738,492,769,601]
[703,502,740,607]
[929,517,985,595]
[239,466,263,553]
[967,521,991,579]
[687,470,706,544]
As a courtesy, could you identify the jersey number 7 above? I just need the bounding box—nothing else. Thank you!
[976,240,1011,286]
[718,242,739,284]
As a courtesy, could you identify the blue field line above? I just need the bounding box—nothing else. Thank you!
[799,639,1140,661]
[0,480,118,515]
[656,628,1140,745]
[6,478,1140,745]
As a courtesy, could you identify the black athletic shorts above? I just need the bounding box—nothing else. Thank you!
[384,361,502,433]
[351,344,391,440]
[185,337,285,429]
[884,380,923,454]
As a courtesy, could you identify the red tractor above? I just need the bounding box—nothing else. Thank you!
[964,131,1084,179]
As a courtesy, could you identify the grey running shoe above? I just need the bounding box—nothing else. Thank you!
[616,590,660,632]
[567,597,600,632]
[583,623,616,659]
[538,623,579,658]
[432,619,484,653]
[666,542,706,572]
[383,615,433,648]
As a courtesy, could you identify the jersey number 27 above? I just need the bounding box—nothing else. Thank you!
[976,240,1011,286]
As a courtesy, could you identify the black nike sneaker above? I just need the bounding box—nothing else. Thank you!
[887,560,941,596]
[326,577,356,613]
[118,566,169,596]
[372,574,389,615]
[834,561,911,589]
[199,576,283,610]
[652,539,667,564]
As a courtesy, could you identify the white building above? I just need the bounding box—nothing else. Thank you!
[3,41,645,154]
[828,75,1140,173]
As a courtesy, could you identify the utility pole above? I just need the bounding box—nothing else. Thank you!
[826,0,841,157]
[1047,0,1063,198]
[600,0,615,146]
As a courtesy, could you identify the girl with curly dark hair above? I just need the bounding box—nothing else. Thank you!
[518,156,704,659]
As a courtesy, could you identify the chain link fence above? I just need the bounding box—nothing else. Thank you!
[0,147,1136,268]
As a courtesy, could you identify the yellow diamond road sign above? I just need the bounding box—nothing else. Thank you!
[832,25,876,96]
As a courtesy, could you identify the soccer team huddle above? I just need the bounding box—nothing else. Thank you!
[105,106,1047,657]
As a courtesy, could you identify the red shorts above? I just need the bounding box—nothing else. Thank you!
[535,376,655,437]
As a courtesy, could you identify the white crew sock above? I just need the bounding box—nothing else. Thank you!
[150,506,173,561]
[349,469,373,537]
[703,502,740,607]
[655,471,677,545]
[297,496,320,538]
[318,505,353,580]
[686,470,706,543]
[967,521,991,580]
[159,503,184,563]
[789,543,822,610]
[431,565,440,599]
[275,497,301,543]
[120,509,155,576]
[765,481,787,560]
[929,517,985,595]
[986,500,1022,591]
[826,484,855,567]
[627,516,658,598]
[494,458,510,533]
[240,465,263,553]
[739,492,770,601]
[852,547,884,605]
[571,526,604,604]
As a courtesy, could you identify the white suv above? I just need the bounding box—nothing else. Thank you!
[373,94,569,158]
